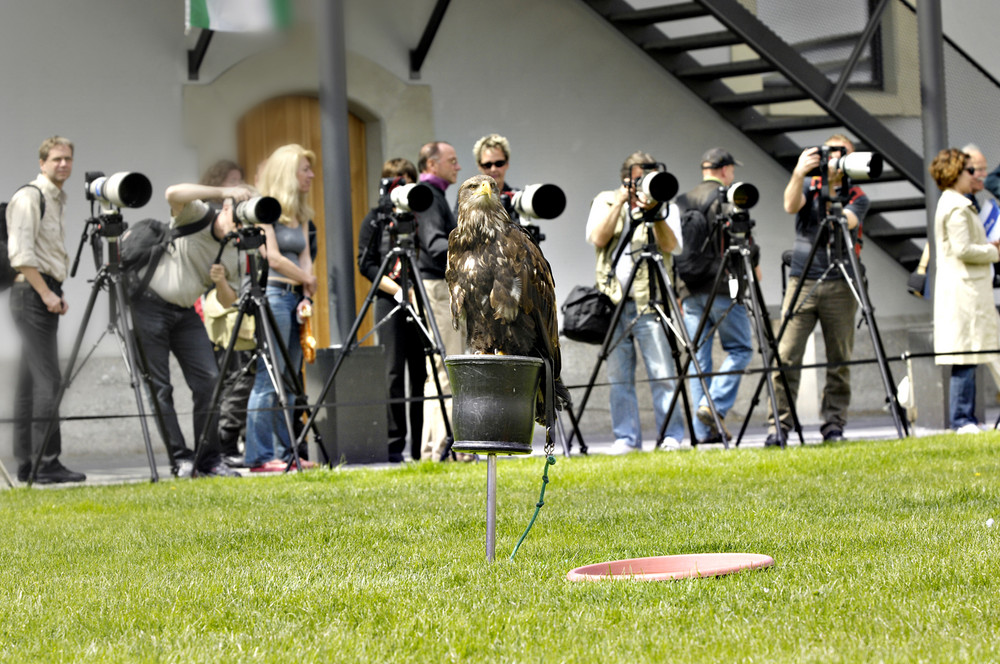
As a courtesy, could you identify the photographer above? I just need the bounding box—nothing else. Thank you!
[357,158,427,463]
[586,151,685,453]
[675,149,755,444]
[8,136,86,484]
[768,134,870,445]
[132,182,253,478]
[472,133,515,213]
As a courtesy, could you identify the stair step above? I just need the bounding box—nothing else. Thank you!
[741,115,844,134]
[865,225,926,240]
[675,58,776,80]
[711,86,811,107]
[868,197,926,214]
[645,30,742,54]
[609,3,709,25]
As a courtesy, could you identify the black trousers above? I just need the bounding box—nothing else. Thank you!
[10,279,63,468]
[375,297,427,459]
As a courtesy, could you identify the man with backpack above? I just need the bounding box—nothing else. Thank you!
[130,181,252,478]
[6,136,87,483]
[675,148,755,444]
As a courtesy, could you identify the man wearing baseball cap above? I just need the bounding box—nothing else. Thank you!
[675,148,756,444]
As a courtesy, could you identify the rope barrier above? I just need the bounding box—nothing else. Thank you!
[3,347,997,427]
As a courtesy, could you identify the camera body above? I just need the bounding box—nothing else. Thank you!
[716,182,759,239]
[378,177,433,214]
[810,145,883,182]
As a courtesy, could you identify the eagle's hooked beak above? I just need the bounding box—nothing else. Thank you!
[476,180,492,199]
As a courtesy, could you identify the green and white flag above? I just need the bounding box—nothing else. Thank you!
[186,0,291,33]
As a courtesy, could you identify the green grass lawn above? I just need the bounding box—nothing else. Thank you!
[2,433,999,663]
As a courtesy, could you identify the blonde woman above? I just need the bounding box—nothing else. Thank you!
[245,144,318,471]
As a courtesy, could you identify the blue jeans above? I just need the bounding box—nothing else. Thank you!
[949,364,977,429]
[132,293,222,469]
[606,300,684,448]
[682,292,754,440]
[245,286,303,467]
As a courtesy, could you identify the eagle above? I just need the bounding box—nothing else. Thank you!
[446,174,570,423]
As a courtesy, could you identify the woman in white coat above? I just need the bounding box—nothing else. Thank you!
[930,147,1000,433]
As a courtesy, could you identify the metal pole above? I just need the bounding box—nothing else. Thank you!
[917,0,946,294]
[316,0,356,345]
[486,453,497,562]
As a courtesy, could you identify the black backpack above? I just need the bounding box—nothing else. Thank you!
[674,206,720,290]
[0,185,45,291]
[120,212,215,298]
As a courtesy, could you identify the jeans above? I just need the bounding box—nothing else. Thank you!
[245,286,303,467]
[607,299,684,448]
[132,294,222,469]
[682,292,754,440]
[10,281,63,467]
[949,364,977,429]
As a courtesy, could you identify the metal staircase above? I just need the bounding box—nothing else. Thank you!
[582,0,927,271]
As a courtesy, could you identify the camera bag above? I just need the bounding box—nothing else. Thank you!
[0,185,45,291]
[120,211,214,298]
[561,284,614,344]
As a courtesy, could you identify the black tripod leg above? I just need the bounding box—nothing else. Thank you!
[294,250,395,459]
[649,258,726,448]
[737,251,784,448]
[191,295,254,472]
[111,279,161,482]
[838,222,908,438]
[569,261,644,448]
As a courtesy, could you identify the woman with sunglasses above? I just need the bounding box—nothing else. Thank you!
[929,147,1000,433]
[471,133,514,212]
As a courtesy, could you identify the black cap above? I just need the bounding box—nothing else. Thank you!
[700,148,742,169]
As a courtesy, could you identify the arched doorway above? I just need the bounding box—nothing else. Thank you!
[237,94,374,347]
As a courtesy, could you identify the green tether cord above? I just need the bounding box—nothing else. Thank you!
[510,454,556,560]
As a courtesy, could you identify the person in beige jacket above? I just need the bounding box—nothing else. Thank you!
[930,147,1000,433]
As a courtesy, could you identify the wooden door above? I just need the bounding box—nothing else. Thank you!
[237,95,372,347]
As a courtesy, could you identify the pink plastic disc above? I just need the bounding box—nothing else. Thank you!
[566,553,774,581]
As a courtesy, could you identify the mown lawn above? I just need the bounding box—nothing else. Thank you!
[1,433,998,663]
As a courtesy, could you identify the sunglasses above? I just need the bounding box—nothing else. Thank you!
[479,159,507,169]
[965,167,977,175]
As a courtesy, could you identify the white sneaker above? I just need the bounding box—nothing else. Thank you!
[659,437,681,451]
[955,423,982,435]
[608,440,640,455]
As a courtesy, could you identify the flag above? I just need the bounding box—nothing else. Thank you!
[186,0,291,33]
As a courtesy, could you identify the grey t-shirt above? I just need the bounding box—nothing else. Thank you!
[147,199,239,307]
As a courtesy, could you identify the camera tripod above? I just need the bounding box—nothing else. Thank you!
[569,208,728,450]
[668,215,804,448]
[295,213,456,462]
[27,212,170,485]
[193,226,324,473]
[744,185,909,441]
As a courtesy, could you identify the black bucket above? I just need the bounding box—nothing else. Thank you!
[444,355,543,455]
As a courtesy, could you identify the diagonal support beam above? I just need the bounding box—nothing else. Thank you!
[828,0,890,108]
[187,29,214,82]
[409,0,451,80]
